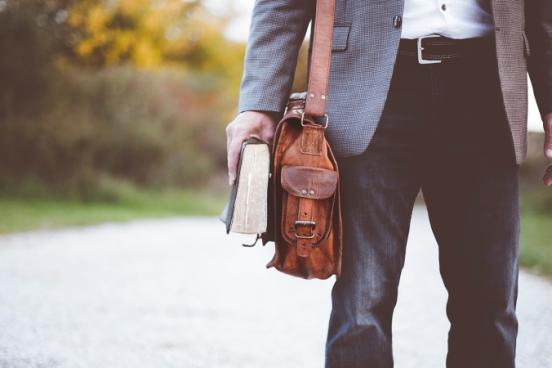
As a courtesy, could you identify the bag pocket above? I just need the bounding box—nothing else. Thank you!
[280,165,338,245]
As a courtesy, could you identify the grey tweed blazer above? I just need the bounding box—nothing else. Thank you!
[237,0,552,164]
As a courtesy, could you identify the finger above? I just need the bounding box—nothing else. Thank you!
[258,124,275,146]
[225,121,239,185]
[247,132,262,142]
[545,138,552,159]
[227,139,242,186]
[263,124,275,142]
[544,169,552,186]
[226,123,234,154]
[545,142,552,159]
[545,119,552,158]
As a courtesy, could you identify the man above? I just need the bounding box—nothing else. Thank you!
[225,0,551,366]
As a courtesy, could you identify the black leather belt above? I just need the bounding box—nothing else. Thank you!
[398,34,495,64]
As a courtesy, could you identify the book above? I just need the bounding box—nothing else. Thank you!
[219,137,270,236]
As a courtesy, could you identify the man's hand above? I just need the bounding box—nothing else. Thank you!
[226,111,276,185]
[544,113,552,186]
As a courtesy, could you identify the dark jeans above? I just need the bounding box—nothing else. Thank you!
[325,36,520,368]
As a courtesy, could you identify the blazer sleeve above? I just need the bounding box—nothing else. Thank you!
[525,0,552,119]
[237,0,316,120]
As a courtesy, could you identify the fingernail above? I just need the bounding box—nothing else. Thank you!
[546,148,552,158]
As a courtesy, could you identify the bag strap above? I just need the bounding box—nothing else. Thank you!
[304,0,336,118]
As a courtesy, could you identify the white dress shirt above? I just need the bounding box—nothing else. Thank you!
[401,0,495,39]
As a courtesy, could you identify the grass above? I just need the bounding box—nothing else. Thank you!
[0,188,227,234]
[520,211,552,277]
[518,187,552,277]
[0,182,549,278]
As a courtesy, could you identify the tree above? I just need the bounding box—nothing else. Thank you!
[67,0,202,68]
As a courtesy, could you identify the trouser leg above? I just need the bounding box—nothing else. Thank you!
[325,147,420,368]
[421,37,519,368]
[422,155,519,368]
[325,54,426,368]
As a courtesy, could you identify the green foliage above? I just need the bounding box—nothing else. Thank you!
[66,0,203,67]
[0,0,64,116]
[0,0,247,198]
[518,187,552,277]
[0,186,226,234]
[0,0,213,67]
[0,0,244,96]
[520,133,552,215]
[520,210,552,277]
[0,66,230,196]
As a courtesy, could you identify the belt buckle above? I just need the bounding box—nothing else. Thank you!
[417,34,442,64]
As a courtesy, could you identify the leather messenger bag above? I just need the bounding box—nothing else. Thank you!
[260,0,343,280]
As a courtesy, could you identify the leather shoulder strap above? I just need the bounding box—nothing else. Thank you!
[304,0,336,117]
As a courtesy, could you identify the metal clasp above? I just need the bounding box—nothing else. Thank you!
[294,220,316,239]
[300,112,329,129]
[417,34,442,64]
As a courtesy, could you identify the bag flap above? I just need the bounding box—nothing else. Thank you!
[280,165,338,199]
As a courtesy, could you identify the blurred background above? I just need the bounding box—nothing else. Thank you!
[0,0,313,230]
[0,1,550,367]
[0,0,549,273]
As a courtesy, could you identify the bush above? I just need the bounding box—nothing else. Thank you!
[0,66,230,198]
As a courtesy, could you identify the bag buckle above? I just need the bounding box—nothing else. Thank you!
[294,220,316,239]
[417,34,442,64]
[301,112,328,129]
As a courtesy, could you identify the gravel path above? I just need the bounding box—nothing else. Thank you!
[0,206,550,368]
